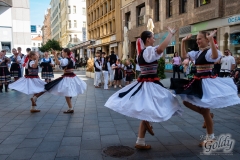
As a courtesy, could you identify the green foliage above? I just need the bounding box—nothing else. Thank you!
[39,39,62,52]
[157,58,166,79]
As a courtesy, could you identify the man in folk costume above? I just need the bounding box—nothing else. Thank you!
[17,47,25,77]
[94,53,102,88]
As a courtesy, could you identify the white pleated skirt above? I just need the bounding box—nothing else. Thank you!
[179,77,240,108]
[48,76,87,97]
[9,77,46,95]
[105,81,183,122]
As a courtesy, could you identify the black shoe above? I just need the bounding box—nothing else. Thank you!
[5,84,8,92]
[0,85,3,93]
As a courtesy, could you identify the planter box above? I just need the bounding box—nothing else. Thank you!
[86,71,90,77]
[90,72,95,78]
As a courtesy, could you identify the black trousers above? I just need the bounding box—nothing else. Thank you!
[219,72,230,77]
[173,65,180,79]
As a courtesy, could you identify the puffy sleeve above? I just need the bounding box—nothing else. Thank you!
[29,61,35,67]
[16,56,21,63]
[40,59,43,63]
[51,58,55,65]
[143,45,163,63]
[187,51,199,61]
[205,49,222,62]
[60,58,68,66]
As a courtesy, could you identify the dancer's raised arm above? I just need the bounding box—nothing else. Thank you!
[181,34,192,59]
[156,27,177,54]
[207,30,218,59]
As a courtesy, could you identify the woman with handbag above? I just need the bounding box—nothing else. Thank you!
[45,48,87,113]
[171,30,240,147]
[172,52,181,79]
[105,27,183,150]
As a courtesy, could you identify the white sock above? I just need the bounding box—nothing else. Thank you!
[136,137,145,146]
[33,96,37,102]
[207,133,215,140]
[31,106,35,110]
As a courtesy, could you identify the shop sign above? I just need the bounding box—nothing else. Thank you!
[228,15,240,24]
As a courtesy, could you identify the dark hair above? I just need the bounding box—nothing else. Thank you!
[29,51,36,57]
[26,48,31,52]
[173,52,178,57]
[140,31,153,44]
[63,48,71,56]
[111,50,114,54]
[102,52,106,55]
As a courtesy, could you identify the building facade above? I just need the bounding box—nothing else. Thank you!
[60,0,87,48]
[42,8,52,45]
[50,0,61,41]
[31,36,42,52]
[0,0,31,55]
[121,0,240,70]
[86,0,122,58]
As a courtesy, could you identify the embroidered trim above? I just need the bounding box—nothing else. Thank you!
[25,75,39,78]
[137,77,160,82]
[195,64,214,73]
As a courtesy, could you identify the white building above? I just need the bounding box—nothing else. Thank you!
[31,25,42,39]
[31,36,42,52]
[60,0,87,48]
[50,0,61,41]
[0,0,31,55]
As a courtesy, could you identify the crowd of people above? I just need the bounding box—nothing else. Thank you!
[1,26,240,151]
[93,50,140,89]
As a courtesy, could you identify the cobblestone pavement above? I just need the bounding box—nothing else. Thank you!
[0,71,239,160]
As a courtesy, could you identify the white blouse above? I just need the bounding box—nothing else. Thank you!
[188,49,222,63]
[143,45,163,63]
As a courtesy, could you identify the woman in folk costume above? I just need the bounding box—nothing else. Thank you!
[40,51,54,83]
[9,51,46,113]
[0,51,11,92]
[105,27,183,150]
[112,59,124,88]
[171,30,240,147]
[124,59,135,85]
[45,48,87,113]
[10,48,22,81]
[22,48,32,76]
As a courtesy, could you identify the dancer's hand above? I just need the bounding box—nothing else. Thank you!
[51,49,56,56]
[182,34,192,41]
[167,27,177,35]
[206,30,217,41]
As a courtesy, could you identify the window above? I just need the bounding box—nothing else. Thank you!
[68,6,71,14]
[196,0,210,7]
[109,21,112,33]
[74,35,78,42]
[125,12,131,29]
[166,0,173,18]
[104,2,107,14]
[69,35,72,42]
[83,21,86,28]
[137,4,145,26]
[82,8,86,15]
[74,20,77,28]
[180,0,187,13]
[33,43,35,46]
[73,6,76,14]
[38,43,40,47]
[68,20,71,28]
[155,0,160,21]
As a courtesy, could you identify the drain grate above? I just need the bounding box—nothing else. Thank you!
[102,146,135,158]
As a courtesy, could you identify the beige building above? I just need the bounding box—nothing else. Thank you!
[121,0,240,70]
[86,0,122,58]
[42,8,52,45]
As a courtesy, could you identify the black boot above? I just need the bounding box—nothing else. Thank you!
[5,84,8,92]
[0,85,3,93]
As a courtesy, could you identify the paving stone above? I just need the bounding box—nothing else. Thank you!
[81,139,102,150]
[36,141,61,152]
[11,127,33,135]
[30,152,56,160]
[26,130,48,139]
[56,146,80,157]
[82,131,100,140]
[7,148,36,160]
[64,128,82,137]
[44,133,64,142]
[17,138,43,148]
[0,144,19,154]
[100,127,117,136]
[61,137,81,146]
[79,150,103,160]
[1,135,26,145]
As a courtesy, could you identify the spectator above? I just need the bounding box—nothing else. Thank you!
[219,49,235,77]
[172,52,181,79]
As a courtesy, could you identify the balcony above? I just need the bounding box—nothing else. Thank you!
[0,0,12,7]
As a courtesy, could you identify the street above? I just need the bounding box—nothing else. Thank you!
[0,71,240,160]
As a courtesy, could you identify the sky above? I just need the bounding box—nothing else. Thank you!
[30,0,50,25]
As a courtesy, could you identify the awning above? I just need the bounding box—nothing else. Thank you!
[70,40,95,50]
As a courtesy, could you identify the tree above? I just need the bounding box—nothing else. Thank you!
[39,39,62,52]
[157,58,166,79]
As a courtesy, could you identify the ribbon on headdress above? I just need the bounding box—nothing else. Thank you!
[136,38,144,56]
[22,55,29,67]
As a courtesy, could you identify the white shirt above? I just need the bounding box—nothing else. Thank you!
[94,60,102,70]
[188,49,222,62]
[60,58,70,67]
[135,56,141,71]
[220,55,235,72]
[29,60,36,68]
[124,65,134,70]
[40,58,55,65]
[143,45,163,63]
